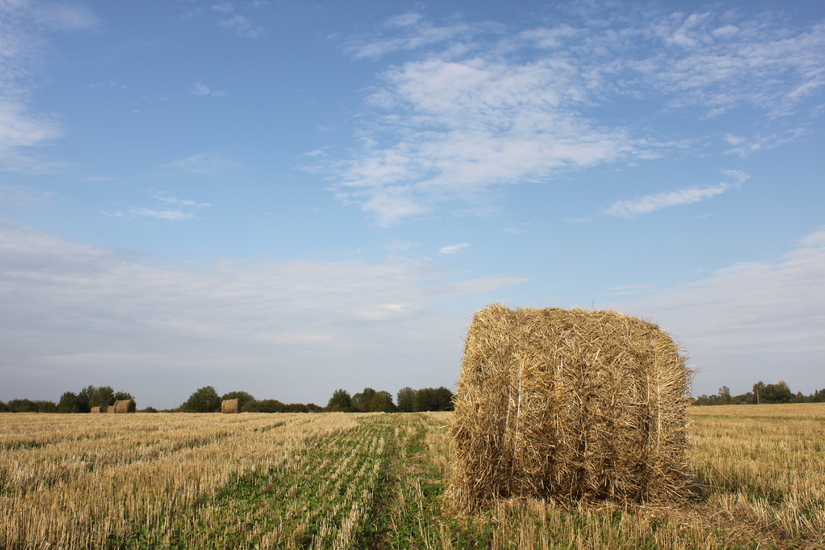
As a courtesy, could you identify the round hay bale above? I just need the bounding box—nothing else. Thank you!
[221,399,240,414]
[90,406,102,413]
[106,405,115,413]
[113,399,136,413]
[447,304,692,513]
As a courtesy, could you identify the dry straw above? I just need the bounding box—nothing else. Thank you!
[447,304,692,513]
[106,406,115,413]
[113,400,136,414]
[221,399,240,414]
[89,406,102,413]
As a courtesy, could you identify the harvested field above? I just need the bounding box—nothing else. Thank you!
[0,404,823,549]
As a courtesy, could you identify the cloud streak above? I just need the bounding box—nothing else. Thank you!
[601,171,748,219]
[106,190,210,221]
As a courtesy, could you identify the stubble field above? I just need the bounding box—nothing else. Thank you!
[1,404,824,549]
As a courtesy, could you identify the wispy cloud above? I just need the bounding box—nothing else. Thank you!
[324,7,825,225]
[162,152,236,175]
[189,80,226,97]
[438,243,470,255]
[0,217,526,406]
[107,190,210,221]
[0,184,58,207]
[217,14,264,38]
[602,170,748,219]
[724,129,807,158]
[0,1,97,172]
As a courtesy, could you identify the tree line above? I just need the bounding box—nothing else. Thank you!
[0,385,135,413]
[694,381,825,406]
[178,386,454,413]
[0,384,456,413]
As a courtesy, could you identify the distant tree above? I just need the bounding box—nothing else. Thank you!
[811,389,825,403]
[760,381,792,404]
[412,387,454,412]
[221,391,256,412]
[397,387,415,412]
[327,389,353,412]
[719,386,731,405]
[0,401,8,412]
[77,386,96,411]
[352,388,377,412]
[753,381,766,404]
[89,386,116,408]
[246,399,286,413]
[141,406,158,413]
[57,392,87,413]
[114,391,134,402]
[180,386,221,412]
[433,387,454,411]
[371,391,396,413]
[307,403,323,413]
[8,399,38,413]
[34,400,58,413]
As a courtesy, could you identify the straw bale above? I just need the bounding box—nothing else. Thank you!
[221,399,240,414]
[113,399,136,413]
[106,406,115,413]
[447,305,691,513]
[90,406,102,413]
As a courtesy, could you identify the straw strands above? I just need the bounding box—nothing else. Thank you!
[447,304,692,512]
[221,399,240,414]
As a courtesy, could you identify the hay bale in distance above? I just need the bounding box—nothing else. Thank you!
[113,399,136,414]
[221,399,240,414]
[90,406,102,413]
[447,304,691,512]
[106,406,115,413]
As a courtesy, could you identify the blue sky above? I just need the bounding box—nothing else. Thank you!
[1,0,824,409]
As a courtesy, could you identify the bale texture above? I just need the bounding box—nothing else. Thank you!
[113,399,136,414]
[90,406,102,413]
[106,406,115,413]
[221,399,240,413]
[447,304,691,512]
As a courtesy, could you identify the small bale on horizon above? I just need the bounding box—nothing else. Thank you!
[447,304,692,513]
[221,399,240,414]
[90,406,103,413]
[113,399,136,414]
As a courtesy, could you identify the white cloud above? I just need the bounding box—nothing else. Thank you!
[602,170,749,219]
[190,80,226,97]
[332,54,639,225]
[326,8,825,225]
[107,190,210,221]
[0,217,526,406]
[617,227,825,396]
[162,152,236,175]
[438,243,469,255]
[217,14,264,38]
[724,129,807,158]
[211,3,234,14]
[343,15,492,60]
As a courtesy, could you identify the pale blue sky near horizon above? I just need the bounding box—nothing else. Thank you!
[1,0,824,409]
